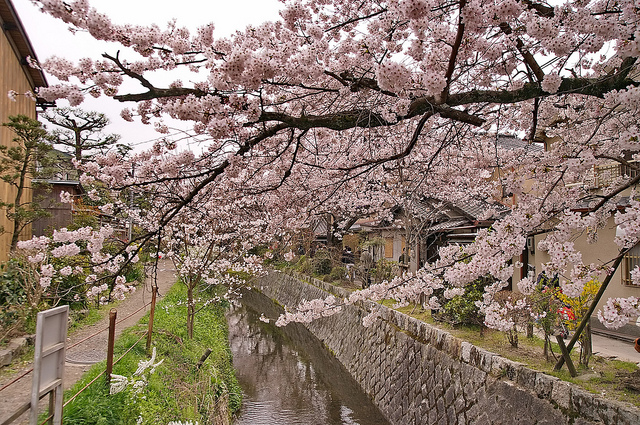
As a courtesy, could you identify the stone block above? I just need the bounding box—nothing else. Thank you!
[458,412,467,424]
[460,341,473,363]
[428,406,438,424]
[454,395,466,416]
[444,385,455,406]
[591,398,620,425]
[534,373,558,400]
[436,396,445,415]
[442,367,452,388]
[571,387,613,423]
[8,337,28,352]
[490,355,522,380]
[551,379,572,410]
[434,329,447,350]
[617,405,640,425]
[422,324,435,344]
[0,349,12,367]
[515,364,536,389]
[442,333,459,357]
[470,346,494,373]
[407,316,419,336]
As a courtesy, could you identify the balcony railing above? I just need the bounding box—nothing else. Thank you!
[583,160,639,189]
[622,243,640,287]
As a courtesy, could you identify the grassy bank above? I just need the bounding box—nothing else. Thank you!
[61,284,241,425]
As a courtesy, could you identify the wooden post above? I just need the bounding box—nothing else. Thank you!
[196,348,213,370]
[555,335,578,377]
[47,392,55,425]
[106,309,117,385]
[146,286,157,352]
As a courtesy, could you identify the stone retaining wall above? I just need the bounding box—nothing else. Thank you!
[254,271,640,425]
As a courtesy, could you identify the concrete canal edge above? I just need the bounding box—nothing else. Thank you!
[253,270,640,425]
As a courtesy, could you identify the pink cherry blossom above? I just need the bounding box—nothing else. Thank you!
[26,0,640,332]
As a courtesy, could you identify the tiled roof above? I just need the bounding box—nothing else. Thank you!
[496,134,544,152]
[449,197,509,221]
[426,219,470,232]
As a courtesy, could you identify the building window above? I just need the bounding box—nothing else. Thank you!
[622,243,640,286]
[384,238,394,258]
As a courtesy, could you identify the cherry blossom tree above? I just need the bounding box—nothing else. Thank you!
[16,224,138,307]
[163,212,267,339]
[25,0,640,346]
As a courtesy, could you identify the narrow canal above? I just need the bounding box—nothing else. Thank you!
[228,288,390,425]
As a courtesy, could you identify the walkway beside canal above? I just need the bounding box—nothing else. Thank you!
[0,260,177,425]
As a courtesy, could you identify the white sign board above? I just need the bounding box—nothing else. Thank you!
[30,305,68,425]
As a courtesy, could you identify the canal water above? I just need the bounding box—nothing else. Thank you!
[228,288,389,425]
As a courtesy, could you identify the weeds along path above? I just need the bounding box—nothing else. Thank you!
[0,259,177,425]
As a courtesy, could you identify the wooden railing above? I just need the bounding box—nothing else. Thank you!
[622,244,640,287]
[583,160,639,189]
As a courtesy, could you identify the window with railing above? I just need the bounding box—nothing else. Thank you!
[587,160,640,188]
[622,243,640,286]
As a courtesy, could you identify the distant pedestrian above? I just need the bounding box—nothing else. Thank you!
[398,248,409,275]
[342,247,355,280]
[342,247,354,263]
[360,249,373,288]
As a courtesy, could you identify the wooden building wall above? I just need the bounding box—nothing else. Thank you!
[0,19,39,261]
[32,184,82,237]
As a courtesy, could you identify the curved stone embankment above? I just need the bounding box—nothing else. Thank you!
[253,271,640,425]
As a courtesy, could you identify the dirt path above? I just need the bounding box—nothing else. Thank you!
[0,259,177,425]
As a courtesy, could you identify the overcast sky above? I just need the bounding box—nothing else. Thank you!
[13,0,282,151]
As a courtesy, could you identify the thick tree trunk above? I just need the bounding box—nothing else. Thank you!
[10,150,31,251]
[580,323,593,366]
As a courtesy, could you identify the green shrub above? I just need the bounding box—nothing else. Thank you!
[329,266,346,282]
[123,261,145,283]
[313,258,332,275]
[295,255,312,274]
[0,259,27,306]
[435,277,491,327]
[0,259,33,341]
[371,259,395,284]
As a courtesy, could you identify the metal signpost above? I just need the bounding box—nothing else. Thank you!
[29,305,69,425]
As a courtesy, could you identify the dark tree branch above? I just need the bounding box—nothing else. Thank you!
[520,0,555,18]
[325,8,388,32]
[103,52,209,101]
[336,108,436,171]
[113,87,208,102]
[586,172,640,214]
[499,23,545,82]
[338,71,398,96]
[257,103,484,131]
[442,0,467,102]
[529,97,539,141]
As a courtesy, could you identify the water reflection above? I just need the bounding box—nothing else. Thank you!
[228,288,389,425]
